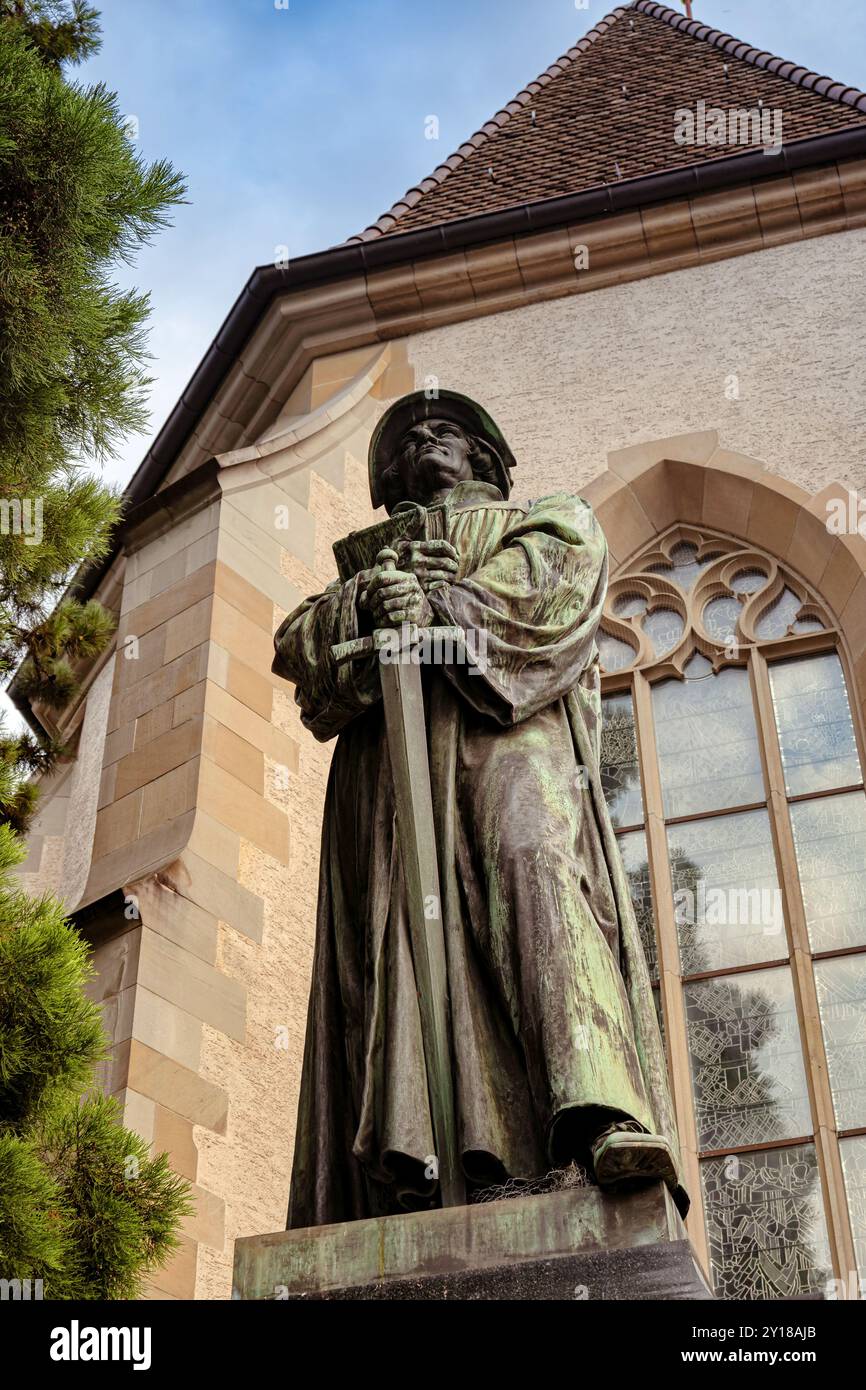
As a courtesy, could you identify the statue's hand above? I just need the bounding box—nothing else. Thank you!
[361,565,433,628]
[396,539,459,593]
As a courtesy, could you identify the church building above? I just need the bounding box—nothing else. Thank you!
[14,1,866,1299]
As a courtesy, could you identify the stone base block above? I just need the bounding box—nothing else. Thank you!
[232,1180,713,1301]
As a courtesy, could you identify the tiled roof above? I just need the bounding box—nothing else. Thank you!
[351,0,866,242]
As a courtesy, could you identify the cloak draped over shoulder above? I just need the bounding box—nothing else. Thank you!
[273,480,685,1226]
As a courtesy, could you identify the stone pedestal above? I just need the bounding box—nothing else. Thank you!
[232,1181,713,1300]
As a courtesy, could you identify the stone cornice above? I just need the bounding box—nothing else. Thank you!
[172,153,866,484]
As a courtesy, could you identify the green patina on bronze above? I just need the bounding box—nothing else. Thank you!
[233,1181,692,1300]
[273,400,688,1228]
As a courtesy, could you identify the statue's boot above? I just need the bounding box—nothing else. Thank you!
[591,1121,690,1218]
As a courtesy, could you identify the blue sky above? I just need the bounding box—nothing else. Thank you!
[80,0,866,492]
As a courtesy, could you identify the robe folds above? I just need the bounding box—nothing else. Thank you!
[273,479,686,1228]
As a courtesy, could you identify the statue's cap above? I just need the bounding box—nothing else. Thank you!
[368,389,516,512]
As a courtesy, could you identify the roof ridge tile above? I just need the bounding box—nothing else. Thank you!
[635,1,866,107]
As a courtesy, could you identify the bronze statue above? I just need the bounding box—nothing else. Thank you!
[273,390,689,1226]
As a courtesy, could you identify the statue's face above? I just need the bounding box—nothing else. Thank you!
[395,418,474,504]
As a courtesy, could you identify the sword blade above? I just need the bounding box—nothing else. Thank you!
[379,649,465,1208]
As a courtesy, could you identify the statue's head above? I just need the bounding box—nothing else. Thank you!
[369,390,516,514]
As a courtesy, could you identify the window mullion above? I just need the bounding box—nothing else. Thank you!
[632,668,709,1272]
[750,646,858,1294]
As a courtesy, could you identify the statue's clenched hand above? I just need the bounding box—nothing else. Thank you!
[360,560,433,628]
[396,539,460,593]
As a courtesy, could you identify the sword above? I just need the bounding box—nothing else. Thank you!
[332,549,466,1208]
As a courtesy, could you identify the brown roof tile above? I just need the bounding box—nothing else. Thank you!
[351,0,866,242]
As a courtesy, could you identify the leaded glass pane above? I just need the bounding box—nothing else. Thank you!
[613,592,646,619]
[814,954,866,1131]
[684,968,812,1150]
[756,586,805,639]
[646,541,723,592]
[652,658,765,819]
[769,652,861,796]
[653,984,664,1047]
[730,568,768,595]
[840,1136,866,1284]
[642,608,683,657]
[702,595,740,644]
[598,630,635,674]
[618,830,657,979]
[702,1144,832,1300]
[790,792,866,952]
[668,810,784,975]
[600,692,643,829]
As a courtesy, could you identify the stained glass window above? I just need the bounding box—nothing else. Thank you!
[618,829,657,979]
[668,810,784,975]
[652,658,765,819]
[769,652,860,796]
[684,968,812,1151]
[653,985,664,1046]
[703,595,740,645]
[730,568,768,595]
[600,692,643,829]
[609,529,830,677]
[614,592,647,618]
[702,1144,833,1299]
[598,630,636,674]
[814,954,866,1132]
[601,525,864,1300]
[646,540,723,592]
[756,587,808,639]
[643,608,684,658]
[840,1136,866,1284]
[790,792,866,952]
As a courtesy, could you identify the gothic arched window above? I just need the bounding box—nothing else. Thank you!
[599,524,866,1301]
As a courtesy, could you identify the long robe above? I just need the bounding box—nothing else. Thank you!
[273,479,686,1227]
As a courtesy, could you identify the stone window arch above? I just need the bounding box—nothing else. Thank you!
[598,516,866,1300]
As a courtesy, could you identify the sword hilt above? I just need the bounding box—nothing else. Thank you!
[332,548,464,666]
[332,625,467,667]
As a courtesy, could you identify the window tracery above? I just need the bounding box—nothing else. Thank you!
[598,528,831,677]
[599,523,865,1300]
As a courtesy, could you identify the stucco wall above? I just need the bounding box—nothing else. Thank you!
[406,228,866,501]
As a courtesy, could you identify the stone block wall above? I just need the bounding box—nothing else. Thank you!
[36,348,402,1298]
